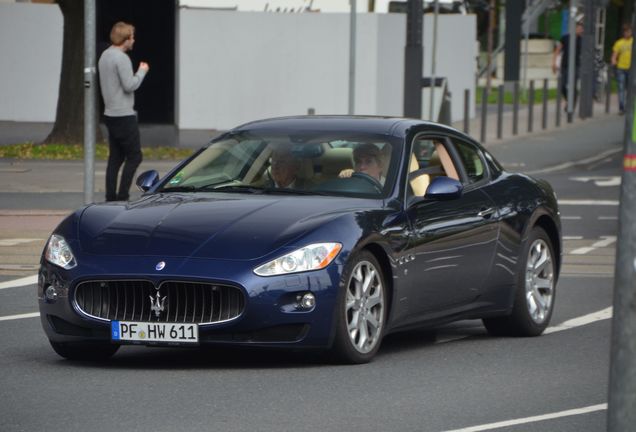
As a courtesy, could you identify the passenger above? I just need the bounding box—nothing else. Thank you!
[339,143,385,184]
[268,147,303,188]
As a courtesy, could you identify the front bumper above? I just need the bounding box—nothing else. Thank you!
[38,254,343,350]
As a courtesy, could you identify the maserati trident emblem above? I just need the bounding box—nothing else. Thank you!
[155,261,166,271]
[150,291,167,317]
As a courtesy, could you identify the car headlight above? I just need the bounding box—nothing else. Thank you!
[254,243,342,276]
[45,234,77,270]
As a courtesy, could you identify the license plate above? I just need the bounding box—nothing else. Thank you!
[111,321,199,345]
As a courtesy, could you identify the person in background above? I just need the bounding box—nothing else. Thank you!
[98,21,149,201]
[612,23,633,115]
[553,21,583,111]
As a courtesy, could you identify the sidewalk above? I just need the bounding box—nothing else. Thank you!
[452,93,621,145]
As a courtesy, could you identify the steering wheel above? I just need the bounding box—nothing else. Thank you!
[351,172,383,193]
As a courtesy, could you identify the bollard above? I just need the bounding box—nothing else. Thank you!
[556,75,562,127]
[513,81,519,135]
[464,89,470,134]
[542,79,548,130]
[605,71,611,114]
[497,84,504,139]
[528,80,535,133]
[480,87,488,143]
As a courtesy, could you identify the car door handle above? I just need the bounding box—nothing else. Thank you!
[477,207,495,219]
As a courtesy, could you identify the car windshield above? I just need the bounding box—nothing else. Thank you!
[159,131,401,198]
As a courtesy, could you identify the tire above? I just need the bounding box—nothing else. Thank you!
[50,341,120,361]
[483,226,556,337]
[331,250,387,364]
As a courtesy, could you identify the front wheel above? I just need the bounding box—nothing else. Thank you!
[331,251,387,364]
[50,341,120,361]
[483,226,556,336]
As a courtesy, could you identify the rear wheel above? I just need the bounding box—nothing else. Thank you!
[50,341,119,361]
[483,226,556,336]
[331,251,387,364]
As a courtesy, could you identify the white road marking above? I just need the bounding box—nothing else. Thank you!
[570,176,621,187]
[0,238,41,246]
[0,312,40,322]
[544,307,613,335]
[0,274,38,290]
[570,236,617,255]
[528,147,622,174]
[561,273,614,278]
[441,404,607,432]
[558,199,619,206]
[598,216,618,221]
[563,236,583,240]
[561,216,582,220]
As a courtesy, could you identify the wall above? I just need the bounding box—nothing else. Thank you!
[0,3,62,122]
[178,10,477,129]
[0,4,476,128]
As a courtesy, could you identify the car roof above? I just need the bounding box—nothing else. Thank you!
[231,115,460,139]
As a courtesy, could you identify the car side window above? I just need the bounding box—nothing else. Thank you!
[408,136,461,197]
[451,138,487,184]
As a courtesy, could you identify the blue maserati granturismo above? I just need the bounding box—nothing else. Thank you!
[38,116,561,363]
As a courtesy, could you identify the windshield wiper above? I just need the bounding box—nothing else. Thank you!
[160,185,197,192]
[263,188,330,196]
[206,185,266,194]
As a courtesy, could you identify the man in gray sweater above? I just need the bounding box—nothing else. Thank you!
[98,21,149,201]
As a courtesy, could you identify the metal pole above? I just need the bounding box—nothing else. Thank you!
[607,11,636,431]
[83,0,96,205]
[485,0,495,95]
[557,75,563,127]
[566,0,577,123]
[579,0,595,118]
[513,81,519,135]
[464,89,470,134]
[542,78,548,129]
[480,86,488,143]
[521,0,529,92]
[348,0,357,115]
[429,0,439,121]
[403,0,423,118]
[606,69,612,114]
[497,84,504,139]
[528,79,535,132]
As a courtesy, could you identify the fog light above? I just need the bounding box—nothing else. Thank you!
[45,285,58,302]
[300,292,316,309]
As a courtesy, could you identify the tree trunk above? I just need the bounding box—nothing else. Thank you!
[44,0,103,144]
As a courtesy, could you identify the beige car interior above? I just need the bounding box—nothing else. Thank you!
[409,139,460,197]
[317,147,354,180]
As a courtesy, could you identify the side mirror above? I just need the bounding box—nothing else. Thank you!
[425,176,463,200]
[135,170,160,192]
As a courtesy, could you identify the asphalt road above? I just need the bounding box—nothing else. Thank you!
[0,118,624,432]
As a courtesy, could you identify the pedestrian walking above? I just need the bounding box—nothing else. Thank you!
[611,23,633,114]
[98,21,149,201]
[553,21,583,111]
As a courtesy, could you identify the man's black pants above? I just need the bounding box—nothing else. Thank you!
[104,115,143,201]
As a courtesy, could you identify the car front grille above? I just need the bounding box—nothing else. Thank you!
[74,280,245,324]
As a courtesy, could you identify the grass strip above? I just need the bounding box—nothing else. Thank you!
[0,142,194,161]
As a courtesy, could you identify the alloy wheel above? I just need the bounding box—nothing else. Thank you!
[525,238,554,324]
[345,260,385,354]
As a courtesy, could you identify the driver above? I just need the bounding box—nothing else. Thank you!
[339,143,385,184]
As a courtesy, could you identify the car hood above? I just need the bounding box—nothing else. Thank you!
[78,193,369,260]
